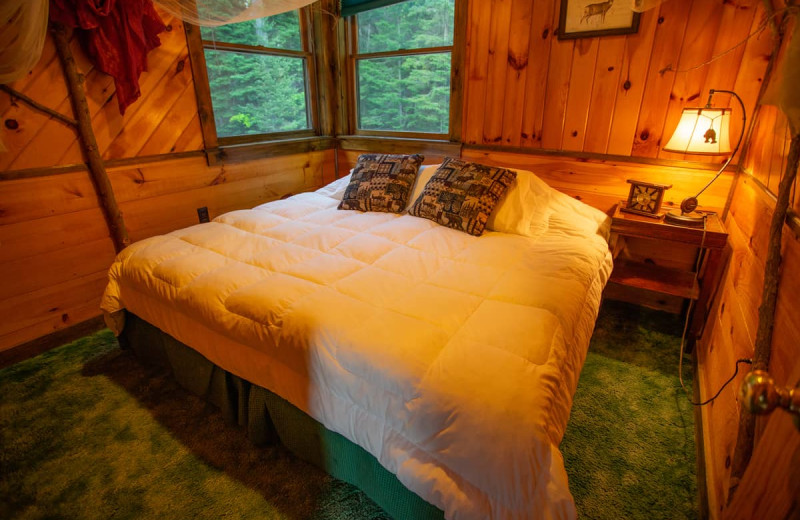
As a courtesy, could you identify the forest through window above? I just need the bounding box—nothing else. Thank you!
[355,0,455,134]
[201,11,310,139]
[198,0,456,141]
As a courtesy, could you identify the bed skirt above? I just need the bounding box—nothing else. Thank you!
[119,312,445,520]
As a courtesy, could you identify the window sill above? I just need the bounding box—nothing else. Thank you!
[210,136,337,164]
[337,135,461,157]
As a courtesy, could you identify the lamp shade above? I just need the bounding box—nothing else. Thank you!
[663,107,732,155]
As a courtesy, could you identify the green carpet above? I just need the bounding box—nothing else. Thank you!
[563,301,697,519]
[0,301,696,519]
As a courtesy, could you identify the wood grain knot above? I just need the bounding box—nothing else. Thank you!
[508,52,528,71]
[4,119,19,130]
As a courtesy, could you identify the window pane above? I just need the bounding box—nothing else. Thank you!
[205,50,309,137]
[201,11,302,50]
[357,53,450,134]
[357,0,455,53]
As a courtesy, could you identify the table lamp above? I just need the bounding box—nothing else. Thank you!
[662,89,746,226]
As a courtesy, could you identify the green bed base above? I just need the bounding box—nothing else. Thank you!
[120,313,445,520]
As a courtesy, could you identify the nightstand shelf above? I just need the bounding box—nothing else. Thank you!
[609,259,700,300]
[606,203,729,343]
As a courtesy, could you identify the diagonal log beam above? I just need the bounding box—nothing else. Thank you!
[0,85,78,127]
[51,22,129,253]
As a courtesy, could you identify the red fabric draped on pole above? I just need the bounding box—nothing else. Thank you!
[49,0,167,115]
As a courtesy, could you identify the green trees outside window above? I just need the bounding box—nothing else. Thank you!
[200,11,310,139]
[354,0,455,135]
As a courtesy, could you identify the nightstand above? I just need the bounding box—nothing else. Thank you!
[605,203,729,343]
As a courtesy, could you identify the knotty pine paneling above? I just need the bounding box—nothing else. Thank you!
[463,0,768,162]
[0,150,337,352]
[698,29,799,511]
[0,4,341,352]
[744,104,793,199]
[700,175,800,518]
[0,12,201,171]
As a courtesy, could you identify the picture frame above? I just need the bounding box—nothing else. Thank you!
[557,0,641,40]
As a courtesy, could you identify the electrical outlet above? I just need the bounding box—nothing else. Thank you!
[197,206,210,223]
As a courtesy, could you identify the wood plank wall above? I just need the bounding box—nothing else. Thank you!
[461,0,769,164]
[697,36,800,520]
[0,10,337,352]
[0,16,203,170]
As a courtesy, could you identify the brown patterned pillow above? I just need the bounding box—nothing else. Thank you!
[408,157,517,236]
[338,154,425,213]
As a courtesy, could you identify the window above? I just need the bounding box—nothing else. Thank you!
[349,0,457,137]
[199,10,315,142]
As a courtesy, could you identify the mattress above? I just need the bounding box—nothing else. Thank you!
[101,176,613,520]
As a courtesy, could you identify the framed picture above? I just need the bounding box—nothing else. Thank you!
[557,0,641,40]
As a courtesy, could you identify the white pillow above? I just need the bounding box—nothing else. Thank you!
[547,188,612,241]
[405,163,441,211]
[405,163,552,237]
[315,171,353,200]
[485,168,552,237]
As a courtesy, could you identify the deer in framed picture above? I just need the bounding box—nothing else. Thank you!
[581,0,613,24]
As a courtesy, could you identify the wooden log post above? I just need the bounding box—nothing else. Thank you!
[51,22,130,253]
[729,134,800,498]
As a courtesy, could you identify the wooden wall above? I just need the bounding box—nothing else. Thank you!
[697,39,800,520]
[0,11,337,353]
[1,14,203,171]
[461,0,770,164]
[341,0,774,214]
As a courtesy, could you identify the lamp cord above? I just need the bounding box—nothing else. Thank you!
[676,214,753,406]
[658,7,794,76]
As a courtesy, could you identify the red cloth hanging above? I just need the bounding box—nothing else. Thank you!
[50,0,167,115]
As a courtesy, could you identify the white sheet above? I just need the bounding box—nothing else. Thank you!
[102,186,613,520]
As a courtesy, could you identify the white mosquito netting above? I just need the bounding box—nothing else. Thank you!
[0,0,316,85]
[154,0,317,27]
[0,0,49,84]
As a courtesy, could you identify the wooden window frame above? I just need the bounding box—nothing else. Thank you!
[341,0,466,143]
[185,7,324,157]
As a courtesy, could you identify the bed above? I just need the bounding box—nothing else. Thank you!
[101,156,613,520]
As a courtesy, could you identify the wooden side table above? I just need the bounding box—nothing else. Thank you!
[605,203,729,343]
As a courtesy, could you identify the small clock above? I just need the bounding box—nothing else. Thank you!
[620,179,672,218]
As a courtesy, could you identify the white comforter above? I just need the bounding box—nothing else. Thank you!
[102,185,612,520]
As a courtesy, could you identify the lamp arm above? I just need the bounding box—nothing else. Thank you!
[681,90,747,214]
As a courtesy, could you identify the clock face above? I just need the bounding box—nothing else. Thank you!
[632,185,657,211]
[622,181,669,218]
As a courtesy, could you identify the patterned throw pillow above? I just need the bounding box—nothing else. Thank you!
[338,154,425,213]
[408,157,517,236]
